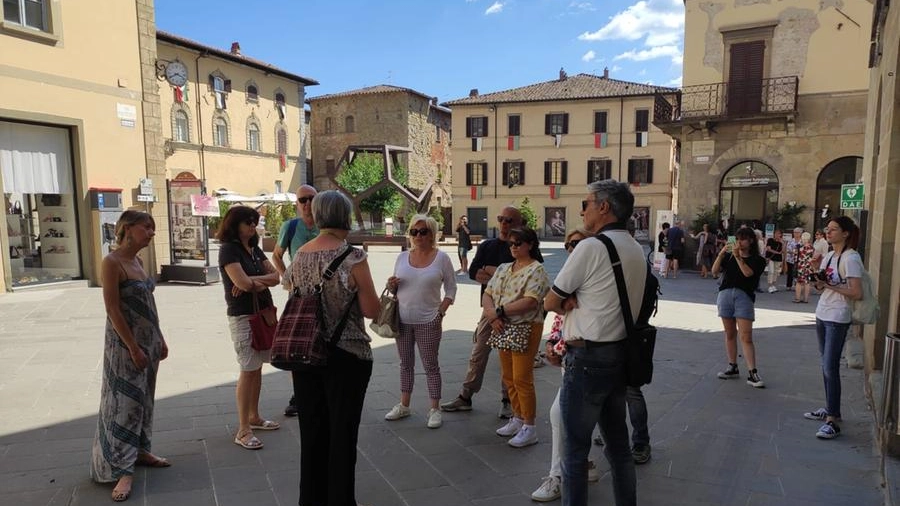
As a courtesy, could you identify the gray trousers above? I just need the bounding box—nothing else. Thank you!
[460,316,509,400]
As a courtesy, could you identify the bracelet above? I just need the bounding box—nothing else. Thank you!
[438,311,445,318]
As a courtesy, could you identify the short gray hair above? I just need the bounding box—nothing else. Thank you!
[407,214,439,248]
[587,179,634,223]
[313,190,353,230]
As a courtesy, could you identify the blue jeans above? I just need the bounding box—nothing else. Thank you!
[816,318,850,419]
[560,342,636,506]
[626,386,649,447]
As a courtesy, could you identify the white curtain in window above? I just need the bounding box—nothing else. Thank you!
[0,121,72,194]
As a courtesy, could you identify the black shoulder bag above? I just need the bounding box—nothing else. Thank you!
[596,234,658,387]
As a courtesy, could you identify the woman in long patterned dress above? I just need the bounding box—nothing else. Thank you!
[793,232,816,303]
[91,210,169,502]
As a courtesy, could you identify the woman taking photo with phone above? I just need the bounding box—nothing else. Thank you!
[805,216,863,439]
[712,227,767,388]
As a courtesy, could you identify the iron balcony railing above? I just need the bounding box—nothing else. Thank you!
[654,76,799,124]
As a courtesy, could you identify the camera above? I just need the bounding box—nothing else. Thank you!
[816,271,828,282]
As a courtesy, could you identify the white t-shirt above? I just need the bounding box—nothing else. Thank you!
[551,230,646,343]
[815,249,863,324]
[813,238,829,259]
[393,250,457,324]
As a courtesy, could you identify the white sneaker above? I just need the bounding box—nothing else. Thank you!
[531,475,561,502]
[496,417,523,437]
[767,285,777,293]
[508,424,538,447]
[426,408,442,429]
[384,403,411,421]
[587,459,600,482]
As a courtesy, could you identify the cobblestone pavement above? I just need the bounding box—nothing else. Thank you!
[0,243,888,505]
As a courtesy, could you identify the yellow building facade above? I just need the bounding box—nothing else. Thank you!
[445,72,677,243]
[0,0,163,290]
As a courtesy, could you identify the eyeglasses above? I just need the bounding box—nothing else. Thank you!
[509,240,524,248]
[497,216,516,224]
[565,239,581,250]
[409,228,430,237]
[297,196,314,204]
[581,200,592,211]
[244,219,258,227]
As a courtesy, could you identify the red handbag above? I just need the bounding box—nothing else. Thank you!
[249,293,277,351]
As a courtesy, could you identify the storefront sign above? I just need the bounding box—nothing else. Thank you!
[840,184,864,209]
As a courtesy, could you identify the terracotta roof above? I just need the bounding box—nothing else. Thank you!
[307,85,451,113]
[442,73,677,106]
[156,31,318,86]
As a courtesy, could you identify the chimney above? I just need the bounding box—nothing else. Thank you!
[559,67,568,80]
[469,88,479,97]
[603,67,609,78]
[230,42,241,55]
[431,96,438,105]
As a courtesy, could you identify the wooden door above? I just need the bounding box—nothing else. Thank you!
[728,41,765,115]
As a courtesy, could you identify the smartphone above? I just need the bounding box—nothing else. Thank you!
[726,235,736,253]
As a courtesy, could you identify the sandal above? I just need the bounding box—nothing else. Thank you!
[136,452,171,468]
[792,299,802,303]
[249,419,280,431]
[111,476,132,502]
[233,430,264,450]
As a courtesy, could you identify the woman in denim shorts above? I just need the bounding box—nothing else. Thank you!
[711,227,767,388]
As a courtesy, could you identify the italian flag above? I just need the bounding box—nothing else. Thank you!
[173,83,189,103]
[507,136,519,150]
[594,133,607,148]
[470,186,482,200]
[279,154,287,171]
[549,185,561,199]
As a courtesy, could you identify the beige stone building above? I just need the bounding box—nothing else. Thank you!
[0,0,164,290]
[307,85,452,229]
[444,71,677,242]
[157,32,317,197]
[654,0,872,232]
[861,0,900,455]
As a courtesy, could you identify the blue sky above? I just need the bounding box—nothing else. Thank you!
[155,0,684,103]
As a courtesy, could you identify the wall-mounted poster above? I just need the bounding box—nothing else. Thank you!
[167,175,207,262]
[545,207,567,237]
[631,206,651,243]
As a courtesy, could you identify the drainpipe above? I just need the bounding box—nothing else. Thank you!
[492,103,499,199]
[194,51,208,181]
[618,97,625,180]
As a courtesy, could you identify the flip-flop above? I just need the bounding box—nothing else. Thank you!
[136,453,171,468]
[249,420,280,430]
[234,431,264,450]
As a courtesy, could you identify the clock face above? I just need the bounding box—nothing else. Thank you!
[165,61,188,87]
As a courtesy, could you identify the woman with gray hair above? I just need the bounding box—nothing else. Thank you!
[385,214,457,428]
[288,190,380,505]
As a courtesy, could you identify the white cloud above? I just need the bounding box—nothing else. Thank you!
[611,65,622,73]
[582,50,597,62]
[614,45,682,64]
[568,1,596,11]
[485,1,504,14]
[668,75,683,86]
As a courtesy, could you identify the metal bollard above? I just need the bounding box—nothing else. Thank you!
[880,333,900,435]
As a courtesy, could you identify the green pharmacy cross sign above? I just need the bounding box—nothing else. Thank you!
[840,184,865,210]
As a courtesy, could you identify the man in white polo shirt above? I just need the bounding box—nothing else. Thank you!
[544,179,645,506]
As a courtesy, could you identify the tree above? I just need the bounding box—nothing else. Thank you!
[772,202,807,230]
[335,153,408,222]
[691,205,720,234]
[518,196,537,229]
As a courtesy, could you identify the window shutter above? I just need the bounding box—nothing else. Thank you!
[646,159,654,184]
[224,80,232,93]
[483,117,488,137]
[561,161,568,185]
[586,161,593,183]
[208,74,215,90]
[466,163,472,186]
[562,114,569,134]
[627,160,636,183]
[519,162,525,185]
[481,163,488,185]
[594,112,607,133]
[635,110,649,131]
[465,118,472,138]
[544,115,551,135]
[604,160,612,180]
[508,115,520,136]
[544,162,551,185]
[502,162,509,186]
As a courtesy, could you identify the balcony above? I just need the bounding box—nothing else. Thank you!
[653,76,799,132]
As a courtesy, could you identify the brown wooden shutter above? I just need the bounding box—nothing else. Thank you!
[224,80,232,93]
[562,114,569,134]
[483,117,488,137]
[519,162,525,185]
[544,161,551,184]
[561,161,568,185]
[646,159,654,183]
[728,41,765,115]
[627,160,636,183]
[594,112,607,133]
[465,118,472,138]
[544,115,552,135]
[481,163,488,185]
[502,162,509,186]
[466,163,473,186]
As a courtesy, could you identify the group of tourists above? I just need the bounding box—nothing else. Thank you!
[88,179,866,505]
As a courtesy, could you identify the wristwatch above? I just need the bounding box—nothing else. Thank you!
[495,305,505,318]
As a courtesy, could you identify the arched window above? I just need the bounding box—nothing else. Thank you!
[247,122,260,151]
[172,109,190,143]
[276,126,287,155]
[718,161,779,227]
[246,84,259,102]
[345,115,355,133]
[213,115,229,147]
[815,156,863,229]
[324,117,333,135]
[275,92,285,106]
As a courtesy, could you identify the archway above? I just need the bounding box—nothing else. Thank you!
[814,156,863,230]
[719,161,779,228]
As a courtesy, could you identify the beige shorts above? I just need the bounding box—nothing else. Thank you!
[228,315,270,371]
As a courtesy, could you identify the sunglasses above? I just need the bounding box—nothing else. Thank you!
[497,216,516,224]
[581,200,593,211]
[297,196,314,204]
[565,239,581,250]
[244,219,258,227]
[409,228,430,237]
[509,240,525,248]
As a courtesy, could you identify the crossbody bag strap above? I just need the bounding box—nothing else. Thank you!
[595,234,636,334]
[317,245,358,344]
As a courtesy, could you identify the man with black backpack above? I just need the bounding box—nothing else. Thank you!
[272,184,318,417]
[545,180,655,506]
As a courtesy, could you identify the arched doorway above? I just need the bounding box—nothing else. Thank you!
[815,156,863,230]
[719,161,779,228]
